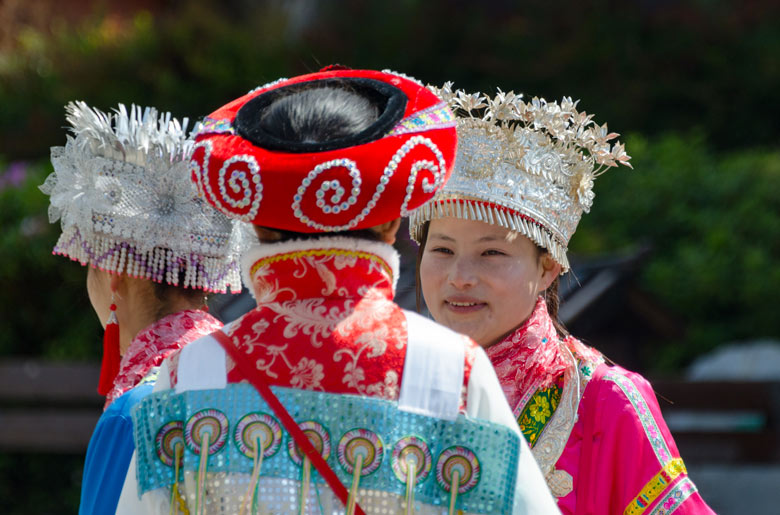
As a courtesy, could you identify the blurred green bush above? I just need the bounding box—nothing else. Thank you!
[573,133,780,369]
[0,158,100,358]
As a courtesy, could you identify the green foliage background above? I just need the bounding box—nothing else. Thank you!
[0,1,778,511]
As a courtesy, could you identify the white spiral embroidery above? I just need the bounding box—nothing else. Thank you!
[292,137,446,230]
[216,154,263,222]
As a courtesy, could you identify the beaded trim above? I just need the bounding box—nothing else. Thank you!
[53,226,242,293]
[387,101,456,137]
[194,117,234,137]
[410,197,571,272]
[133,385,522,513]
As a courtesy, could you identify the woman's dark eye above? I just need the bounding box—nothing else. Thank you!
[483,249,506,256]
[430,247,453,255]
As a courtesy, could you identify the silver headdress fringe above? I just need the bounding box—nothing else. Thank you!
[409,84,632,273]
[40,101,248,293]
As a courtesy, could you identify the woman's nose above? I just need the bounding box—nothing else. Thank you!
[448,257,477,289]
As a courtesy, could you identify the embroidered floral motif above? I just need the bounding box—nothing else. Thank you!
[289,357,325,390]
[487,297,573,411]
[530,396,551,422]
[649,478,697,515]
[106,309,221,409]
[625,459,687,515]
[517,383,562,447]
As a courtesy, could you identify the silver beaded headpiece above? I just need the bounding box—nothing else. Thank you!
[40,101,248,293]
[409,84,632,272]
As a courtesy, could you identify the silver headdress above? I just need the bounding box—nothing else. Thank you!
[40,101,248,293]
[409,84,632,272]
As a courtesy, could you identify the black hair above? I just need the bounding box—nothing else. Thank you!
[236,77,407,153]
[239,76,406,243]
[150,266,206,320]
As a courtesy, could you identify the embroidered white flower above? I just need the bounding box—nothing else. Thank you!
[366,370,399,400]
[289,357,324,390]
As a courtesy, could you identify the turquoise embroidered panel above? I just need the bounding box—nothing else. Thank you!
[132,385,520,513]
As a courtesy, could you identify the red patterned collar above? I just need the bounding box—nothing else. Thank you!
[485,297,572,412]
[241,237,399,304]
[104,309,222,409]
[216,238,405,399]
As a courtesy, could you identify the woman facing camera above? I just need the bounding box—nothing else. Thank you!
[40,102,246,514]
[411,85,714,514]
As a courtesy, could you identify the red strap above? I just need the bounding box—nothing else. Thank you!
[210,330,364,515]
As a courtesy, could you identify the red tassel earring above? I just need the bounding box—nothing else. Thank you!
[97,293,121,396]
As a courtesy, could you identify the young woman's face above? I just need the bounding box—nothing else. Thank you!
[420,217,550,348]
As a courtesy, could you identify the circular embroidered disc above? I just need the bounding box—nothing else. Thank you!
[435,446,480,494]
[184,409,229,455]
[288,420,331,466]
[337,428,383,476]
[155,421,184,466]
[391,435,432,483]
[233,412,282,459]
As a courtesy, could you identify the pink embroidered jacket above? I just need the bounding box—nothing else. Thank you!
[488,298,715,514]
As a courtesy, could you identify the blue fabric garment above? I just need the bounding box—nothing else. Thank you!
[78,382,154,515]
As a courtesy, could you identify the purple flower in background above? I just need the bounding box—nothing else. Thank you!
[0,161,29,191]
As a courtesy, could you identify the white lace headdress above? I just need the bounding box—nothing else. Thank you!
[409,84,632,272]
[40,101,248,293]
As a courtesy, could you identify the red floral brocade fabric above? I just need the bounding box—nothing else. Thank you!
[218,247,474,406]
[105,309,222,409]
[486,297,573,411]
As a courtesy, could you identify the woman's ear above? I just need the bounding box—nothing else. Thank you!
[254,226,283,243]
[371,218,402,244]
[538,254,561,292]
[109,273,122,296]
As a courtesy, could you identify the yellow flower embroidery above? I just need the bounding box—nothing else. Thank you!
[529,396,551,423]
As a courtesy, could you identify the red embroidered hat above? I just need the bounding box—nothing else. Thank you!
[190,68,457,231]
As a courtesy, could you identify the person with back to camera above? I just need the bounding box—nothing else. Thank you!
[40,102,246,514]
[409,84,715,514]
[116,67,560,514]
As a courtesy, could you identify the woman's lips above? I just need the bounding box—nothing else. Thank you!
[444,299,486,314]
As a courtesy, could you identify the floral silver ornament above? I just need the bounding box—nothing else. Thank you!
[40,101,248,293]
[411,84,633,273]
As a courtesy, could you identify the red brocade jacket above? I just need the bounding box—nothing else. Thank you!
[487,298,716,515]
[170,238,479,403]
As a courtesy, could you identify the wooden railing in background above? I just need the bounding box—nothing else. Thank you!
[0,359,102,452]
[1,359,779,462]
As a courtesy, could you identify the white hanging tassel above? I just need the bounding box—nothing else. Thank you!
[448,469,460,515]
[346,454,364,515]
[404,455,419,515]
[239,434,265,515]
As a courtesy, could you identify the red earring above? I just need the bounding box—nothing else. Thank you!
[97,293,121,396]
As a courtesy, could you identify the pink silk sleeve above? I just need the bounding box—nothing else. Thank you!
[575,365,715,515]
